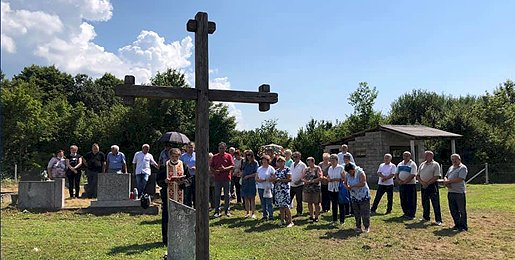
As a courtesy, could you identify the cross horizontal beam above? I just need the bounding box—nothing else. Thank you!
[115,84,278,104]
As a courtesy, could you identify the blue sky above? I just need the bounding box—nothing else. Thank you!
[2,0,514,135]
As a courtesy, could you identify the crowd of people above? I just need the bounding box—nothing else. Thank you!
[46,142,469,245]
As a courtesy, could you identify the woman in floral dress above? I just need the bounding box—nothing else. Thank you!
[271,156,293,227]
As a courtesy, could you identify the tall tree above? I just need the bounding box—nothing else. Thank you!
[291,119,334,162]
[13,65,74,104]
[388,89,451,127]
[347,82,383,133]
[231,119,291,155]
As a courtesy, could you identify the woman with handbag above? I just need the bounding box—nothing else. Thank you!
[256,155,275,221]
[327,154,346,225]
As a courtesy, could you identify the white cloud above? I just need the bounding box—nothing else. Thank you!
[1,0,193,83]
[0,0,244,127]
[209,76,245,130]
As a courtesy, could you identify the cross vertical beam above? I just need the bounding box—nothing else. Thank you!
[188,12,213,260]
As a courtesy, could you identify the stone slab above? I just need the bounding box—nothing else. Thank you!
[90,200,141,207]
[97,173,130,201]
[18,179,64,211]
[168,200,196,260]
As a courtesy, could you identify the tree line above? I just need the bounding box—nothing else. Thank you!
[1,66,513,182]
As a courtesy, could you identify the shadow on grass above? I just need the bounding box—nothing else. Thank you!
[108,242,164,256]
[405,220,431,229]
[433,228,459,237]
[320,228,358,240]
[140,219,161,225]
[383,216,406,223]
[210,217,278,232]
[304,222,335,230]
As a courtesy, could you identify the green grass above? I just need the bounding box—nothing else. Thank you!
[2,184,515,259]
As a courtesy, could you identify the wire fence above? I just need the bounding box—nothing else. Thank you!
[441,163,514,184]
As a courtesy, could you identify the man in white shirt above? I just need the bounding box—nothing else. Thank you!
[132,144,159,198]
[395,151,418,219]
[337,144,355,165]
[289,151,306,217]
[417,151,442,225]
[371,153,396,214]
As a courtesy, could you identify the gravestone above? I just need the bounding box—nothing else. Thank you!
[88,173,158,214]
[90,173,135,207]
[168,199,196,259]
[18,178,64,211]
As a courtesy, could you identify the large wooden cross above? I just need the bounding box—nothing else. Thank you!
[115,12,278,260]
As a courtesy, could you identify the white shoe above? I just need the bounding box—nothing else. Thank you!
[214,213,221,218]
[435,221,443,226]
[287,222,295,228]
[251,214,256,219]
[244,214,250,218]
[364,227,370,233]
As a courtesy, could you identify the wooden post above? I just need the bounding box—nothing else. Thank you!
[485,163,489,184]
[189,12,213,260]
[410,140,416,161]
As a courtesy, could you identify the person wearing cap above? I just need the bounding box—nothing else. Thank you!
[395,151,418,220]
[371,153,396,215]
[337,144,355,165]
[345,163,371,233]
[132,144,159,198]
[301,157,323,222]
[289,151,306,217]
[105,145,127,173]
[443,154,468,231]
[271,156,294,227]
[417,151,442,225]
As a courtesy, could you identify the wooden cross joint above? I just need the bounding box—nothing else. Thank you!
[187,20,216,34]
[121,75,136,105]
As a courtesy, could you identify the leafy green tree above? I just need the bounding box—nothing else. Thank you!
[388,89,451,127]
[231,119,291,156]
[291,119,334,162]
[13,65,74,104]
[347,82,383,132]
[1,80,54,172]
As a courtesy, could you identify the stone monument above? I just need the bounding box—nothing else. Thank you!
[88,173,158,214]
[168,199,196,259]
[18,178,64,211]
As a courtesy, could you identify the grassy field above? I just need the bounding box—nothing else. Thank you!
[1,184,514,259]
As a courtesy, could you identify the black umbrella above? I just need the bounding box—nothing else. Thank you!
[157,131,191,144]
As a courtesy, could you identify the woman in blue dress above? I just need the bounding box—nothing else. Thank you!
[271,156,293,227]
[241,150,259,219]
